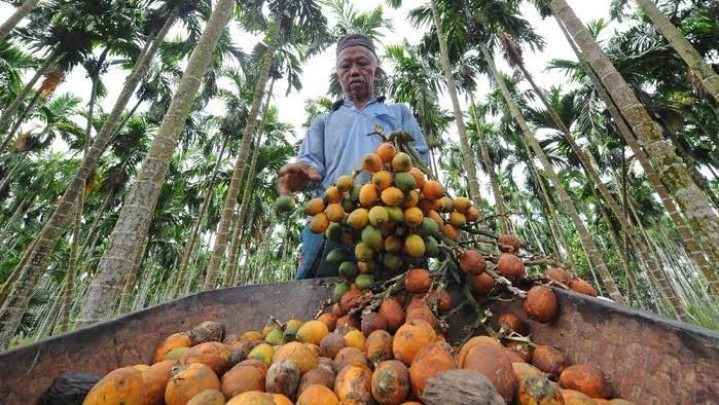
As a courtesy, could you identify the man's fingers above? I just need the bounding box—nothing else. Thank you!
[277,175,293,195]
[278,164,298,177]
[277,163,321,194]
[306,167,322,182]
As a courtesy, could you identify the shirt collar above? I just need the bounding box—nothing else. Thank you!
[331,96,386,112]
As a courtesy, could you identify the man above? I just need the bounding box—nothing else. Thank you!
[278,33,429,279]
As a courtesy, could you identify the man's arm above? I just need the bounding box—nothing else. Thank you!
[277,115,326,195]
[296,114,327,178]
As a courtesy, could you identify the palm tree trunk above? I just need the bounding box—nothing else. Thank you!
[0,48,61,147]
[203,20,281,290]
[36,284,64,339]
[596,201,647,310]
[428,148,439,179]
[58,181,85,332]
[524,208,547,255]
[77,190,115,262]
[552,0,719,280]
[86,50,109,134]
[222,213,242,286]
[0,5,178,332]
[0,0,40,41]
[84,48,110,145]
[627,199,679,316]
[242,201,265,284]
[118,234,149,314]
[707,163,719,183]
[517,60,692,313]
[634,0,719,104]
[555,10,719,294]
[72,1,232,329]
[170,132,230,298]
[481,44,624,303]
[134,246,164,310]
[109,97,143,140]
[592,193,633,286]
[0,195,31,245]
[5,89,42,149]
[520,136,573,265]
[429,0,483,212]
[222,81,275,287]
[469,101,508,233]
[0,153,28,199]
[0,10,178,345]
[666,132,719,209]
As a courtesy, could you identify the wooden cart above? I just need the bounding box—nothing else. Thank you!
[0,279,717,404]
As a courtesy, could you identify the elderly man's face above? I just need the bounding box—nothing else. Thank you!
[336,45,378,106]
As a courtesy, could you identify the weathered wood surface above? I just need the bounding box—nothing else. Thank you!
[0,279,330,405]
[482,290,719,405]
[0,279,717,404]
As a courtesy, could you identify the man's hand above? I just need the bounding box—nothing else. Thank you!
[277,162,322,195]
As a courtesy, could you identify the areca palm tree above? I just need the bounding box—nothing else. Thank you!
[0,48,63,151]
[469,103,510,233]
[68,0,238,331]
[0,0,41,42]
[415,0,623,300]
[548,19,719,301]
[223,104,294,286]
[1,0,145,150]
[0,93,84,195]
[0,42,40,128]
[502,31,689,311]
[0,4,181,347]
[472,27,625,302]
[543,0,719,291]
[625,0,719,105]
[423,0,483,208]
[406,0,550,220]
[204,0,326,290]
[483,84,574,262]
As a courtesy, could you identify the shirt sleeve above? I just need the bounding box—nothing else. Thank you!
[399,104,430,164]
[296,114,327,181]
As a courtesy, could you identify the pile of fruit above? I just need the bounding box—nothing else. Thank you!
[78,134,635,404]
[80,308,632,405]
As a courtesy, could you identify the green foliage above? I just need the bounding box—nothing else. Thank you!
[1,0,718,347]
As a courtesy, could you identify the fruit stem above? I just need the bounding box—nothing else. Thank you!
[459,225,498,240]
[502,331,536,347]
[545,279,571,291]
[485,267,527,299]
[366,125,389,142]
[358,273,406,316]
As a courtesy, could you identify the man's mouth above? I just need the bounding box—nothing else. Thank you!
[350,79,364,85]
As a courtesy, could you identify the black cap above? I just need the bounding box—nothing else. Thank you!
[336,33,378,59]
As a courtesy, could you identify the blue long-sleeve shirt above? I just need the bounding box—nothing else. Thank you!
[296,98,429,195]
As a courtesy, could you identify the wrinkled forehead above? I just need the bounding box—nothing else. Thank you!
[336,45,378,66]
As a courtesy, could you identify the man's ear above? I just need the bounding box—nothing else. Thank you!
[375,66,384,79]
